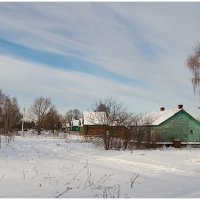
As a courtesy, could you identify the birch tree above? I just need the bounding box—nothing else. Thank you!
[187,43,200,94]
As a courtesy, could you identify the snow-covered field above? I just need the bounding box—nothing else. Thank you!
[0,133,200,198]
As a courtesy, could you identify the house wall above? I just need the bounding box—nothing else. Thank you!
[83,125,130,140]
[157,111,200,142]
[71,126,80,132]
[83,125,108,137]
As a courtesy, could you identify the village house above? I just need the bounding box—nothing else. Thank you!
[82,111,107,136]
[83,111,130,149]
[83,105,200,148]
[144,105,200,147]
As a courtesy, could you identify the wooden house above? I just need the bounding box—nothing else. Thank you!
[83,111,130,140]
[143,105,200,147]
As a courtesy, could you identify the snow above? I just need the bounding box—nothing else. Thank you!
[146,109,181,125]
[83,111,106,125]
[71,119,80,126]
[0,133,200,197]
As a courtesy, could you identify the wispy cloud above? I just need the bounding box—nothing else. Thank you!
[0,3,199,116]
[0,54,160,113]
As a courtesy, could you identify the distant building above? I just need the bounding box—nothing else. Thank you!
[70,119,82,132]
[71,120,79,131]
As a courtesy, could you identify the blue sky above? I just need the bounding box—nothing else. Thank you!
[0,2,200,117]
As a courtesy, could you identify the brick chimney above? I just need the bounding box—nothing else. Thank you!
[160,107,165,111]
[178,104,183,109]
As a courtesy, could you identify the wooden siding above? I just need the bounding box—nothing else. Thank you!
[83,125,108,137]
[157,110,200,142]
[83,125,130,140]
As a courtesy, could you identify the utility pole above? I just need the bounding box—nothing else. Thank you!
[22,108,25,137]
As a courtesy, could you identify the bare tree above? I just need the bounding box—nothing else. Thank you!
[187,43,200,94]
[7,97,22,133]
[130,113,158,149]
[65,109,82,124]
[0,90,22,135]
[29,97,52,135]
[0,90,5,130]
[85,97,133,150]
[62,109,82,129]
[43,106,61,134]
[92,97,133,127]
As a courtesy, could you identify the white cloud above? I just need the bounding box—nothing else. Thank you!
[0,3,200,117]
[0,54,162,114]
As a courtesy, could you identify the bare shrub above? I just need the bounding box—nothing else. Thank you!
[50,161,136,198]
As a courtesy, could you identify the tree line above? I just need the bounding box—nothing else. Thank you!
[0,90,155,141]
[0,90,83,136]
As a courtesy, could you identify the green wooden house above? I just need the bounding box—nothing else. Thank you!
[147,105,200,145]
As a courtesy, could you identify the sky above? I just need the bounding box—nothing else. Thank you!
[0,2,200,117]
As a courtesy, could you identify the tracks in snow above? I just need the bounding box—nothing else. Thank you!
[66,150,199,177]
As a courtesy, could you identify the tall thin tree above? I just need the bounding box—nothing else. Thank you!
[187,43,200,94]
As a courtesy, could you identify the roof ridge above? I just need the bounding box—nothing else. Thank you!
[145,108,182,126]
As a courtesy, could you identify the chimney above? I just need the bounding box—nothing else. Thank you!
[160,107,165,111]
[178,104,183,109]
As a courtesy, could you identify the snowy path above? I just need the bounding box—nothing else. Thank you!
[0,135,200,197]
[64,147,200,177]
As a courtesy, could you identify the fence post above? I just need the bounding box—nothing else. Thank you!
[105,130,110,150]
